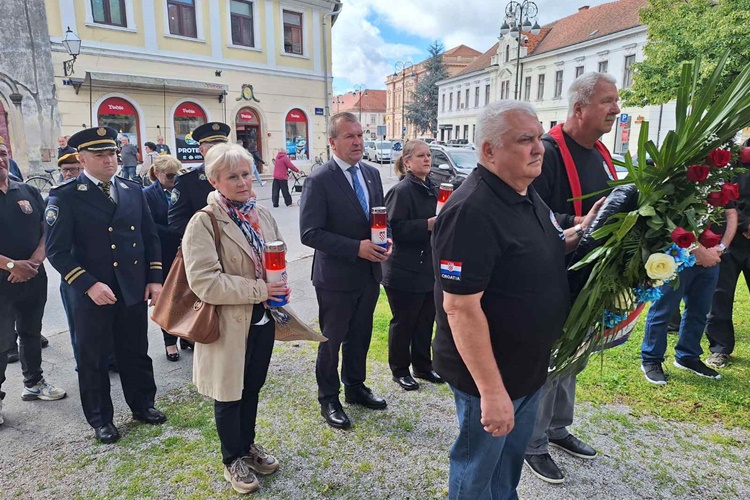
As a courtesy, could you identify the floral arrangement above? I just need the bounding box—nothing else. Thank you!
[549,53,750,376]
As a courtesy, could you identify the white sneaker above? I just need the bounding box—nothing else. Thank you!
[21,379,67,401]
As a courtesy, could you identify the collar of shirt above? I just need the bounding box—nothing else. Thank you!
[475,164,533,206]
[332,153,358,171]
[4,179,20,191]
[83,170,118,203]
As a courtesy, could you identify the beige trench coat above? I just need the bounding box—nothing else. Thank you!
[182,195,284,402]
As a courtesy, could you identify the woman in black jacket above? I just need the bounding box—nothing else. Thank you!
[382,140,444,391]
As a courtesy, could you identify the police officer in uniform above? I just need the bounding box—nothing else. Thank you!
[168,121,231,235]
[45,127,166,443]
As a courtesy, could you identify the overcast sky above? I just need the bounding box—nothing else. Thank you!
[331,0,613,94]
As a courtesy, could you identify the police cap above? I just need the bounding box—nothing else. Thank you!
[192,122,231,144]
[68,127,119,152]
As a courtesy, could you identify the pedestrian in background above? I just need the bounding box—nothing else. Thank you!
[272,148,299,208]
[155,136,171,155]
[382,140,443,392]
[249,141,267,186]
[140,142,160,180]
[182,143,287,494]
[119,135,139,181]
[143,155,183,361]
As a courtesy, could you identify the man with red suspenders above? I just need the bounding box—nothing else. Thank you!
[525,72,620,484]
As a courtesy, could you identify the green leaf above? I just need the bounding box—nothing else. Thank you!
[638,205,656,217]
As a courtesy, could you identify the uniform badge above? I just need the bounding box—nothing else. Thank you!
[77,183,88,191]
[171,189,180,204]
[549,210,565,240]
[97,128,107,136]
[199,173,207,181]
[440,260,462,281]
[17,200,33,214]
[212,123,220,131]
[45,205,59,226]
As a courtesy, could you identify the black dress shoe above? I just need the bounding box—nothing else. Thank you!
[549,434,597,459]
[412,370,444,384]
[524,453,564,484]
[165,347,180,362]
[95,423,121,444]
[132,407,167,425]
[41,335,49,348]
[393,375,419,391]
[179,338,194,350]
[320,401,351,429]
[344,386,387,410]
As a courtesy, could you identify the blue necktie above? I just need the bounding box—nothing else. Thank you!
[347,165,368,215]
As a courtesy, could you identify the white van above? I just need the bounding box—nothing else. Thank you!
[365,140,396,163]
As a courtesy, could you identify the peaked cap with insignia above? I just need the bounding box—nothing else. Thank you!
[57,152,80,167]
[68,126,119,152]
[192,122,231,144]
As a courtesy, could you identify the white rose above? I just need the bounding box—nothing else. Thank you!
[645,253,677,281]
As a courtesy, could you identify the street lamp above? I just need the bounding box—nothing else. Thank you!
[333,95,345,114]
[351,84,368,123]
[62,26,82,77]
[499,1,541,100]
[393,61,415,141]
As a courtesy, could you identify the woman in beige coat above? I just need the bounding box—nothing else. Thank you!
[182,143,290,495]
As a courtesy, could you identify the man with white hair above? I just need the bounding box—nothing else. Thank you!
[432,101,602,499]
[525,72,620,483]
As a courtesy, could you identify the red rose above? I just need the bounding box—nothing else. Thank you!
[706,149,731,168]
[721,182,740,201]
[686,164,710,183]
[670,227,696,248]
[707,190,730,207]
[740,147,750,165]
[699,228,723,248]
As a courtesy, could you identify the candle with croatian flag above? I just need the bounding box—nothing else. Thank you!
[436,183,454,215]
[370,206,388,249]
[264,241,288,306]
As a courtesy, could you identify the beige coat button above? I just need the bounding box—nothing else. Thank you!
[111,244,116,250]
[231,256,238,262]
[236,316,243,322]
[113,262,118,267]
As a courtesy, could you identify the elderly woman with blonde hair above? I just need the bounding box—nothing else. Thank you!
[142,155,184,360]
[182,143,289,495]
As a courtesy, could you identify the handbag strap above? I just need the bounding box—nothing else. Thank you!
[198,209,222,255]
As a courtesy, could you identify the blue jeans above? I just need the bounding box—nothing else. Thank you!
[121,166,137,180]
[641,265,720,363]
[449,386,541,500]
[252,163,263,184]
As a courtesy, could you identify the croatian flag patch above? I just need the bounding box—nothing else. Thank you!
[440,260,462,281]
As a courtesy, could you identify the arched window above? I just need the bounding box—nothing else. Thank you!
[173,101,207,163]
[98,96,140,148]
[284,109,308,160]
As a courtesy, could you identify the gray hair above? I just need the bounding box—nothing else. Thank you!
[568,72,617,115]
[475,100,538,151]
[204,143,255,181]
[328,111,360,139]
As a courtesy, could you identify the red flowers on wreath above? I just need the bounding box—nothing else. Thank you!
[706,148,732,168]
[686,164,710,183]
[699,228,723,248]
[707,190,730,207]
[670,227,696,248]
[721,182,740,201]
[740,147,750,165]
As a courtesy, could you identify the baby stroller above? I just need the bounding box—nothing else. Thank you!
[289,170,307,206]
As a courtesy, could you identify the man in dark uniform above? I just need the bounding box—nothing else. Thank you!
[45,127,166,443]
[0,147,66,426]
[168,121,230,235]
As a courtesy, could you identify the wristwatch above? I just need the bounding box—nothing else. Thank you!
[574,224,585,237]
[6,261,14,270]
[718,243,727,254]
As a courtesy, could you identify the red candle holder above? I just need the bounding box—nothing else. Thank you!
[436,183,454,215]
[264,240,288,306]
[370,206,388,249]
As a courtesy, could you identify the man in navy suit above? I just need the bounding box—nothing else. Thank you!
[45,127,166,443]
[300,112,391,429]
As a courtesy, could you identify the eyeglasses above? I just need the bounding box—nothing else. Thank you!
[61,167,82,174]
[164,173,177,179]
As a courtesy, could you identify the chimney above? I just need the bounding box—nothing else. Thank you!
[579,6,590,11]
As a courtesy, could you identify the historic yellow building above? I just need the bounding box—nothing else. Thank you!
[46,0,340,166]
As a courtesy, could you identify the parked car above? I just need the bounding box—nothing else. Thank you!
[365,140,397,163]
[429,145,478,188]
[447,139,469,147]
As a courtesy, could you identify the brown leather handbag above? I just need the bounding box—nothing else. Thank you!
[151,210,221,344]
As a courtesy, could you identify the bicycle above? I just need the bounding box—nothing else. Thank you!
[310,155,324,172]
[25,168,62,194]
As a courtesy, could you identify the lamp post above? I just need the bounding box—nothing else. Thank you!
[333,95,344,114]
[499,1,541,100]
[62,26,82,77]
[351,84,368,123]
[393,61,415,141]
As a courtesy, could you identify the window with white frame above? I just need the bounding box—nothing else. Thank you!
[537,74,545,100]
[575,66,584,78]
[91,0,127,27]
[554,70,563,98]
[474,87,479,108]
[441,94,445,112]
[449,93,453,111]
[485,84,491,105]
[523,77,531,101]
[598,60,608,73]
[168,0,197,38]
[230,0,255,47]
[623,55,635,88]
[283,10,303,55]
[465,89,470,109]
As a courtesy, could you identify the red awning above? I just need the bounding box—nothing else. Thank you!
[175,102,207,119]
[98,97,137,116]
[285,109,307,123]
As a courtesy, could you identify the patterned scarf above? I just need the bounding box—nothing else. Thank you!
[212,191,265,279]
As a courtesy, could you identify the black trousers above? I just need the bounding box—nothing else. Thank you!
[315,281,380,404]
[272,179,292,207]
[162,329,178,347]
[706,249,750,355]
[0,268,47,399]
[384,287,435,377]
[72,292,157,428]
[214,320,275,465]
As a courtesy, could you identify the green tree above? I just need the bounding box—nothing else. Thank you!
[405,41,449,136]
[623,0,750,107]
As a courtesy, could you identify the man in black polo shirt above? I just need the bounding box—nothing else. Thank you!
[0,150,66,425]
[432,101,602,499]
